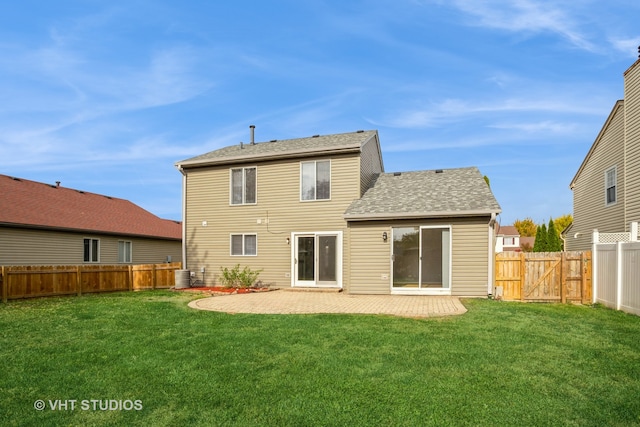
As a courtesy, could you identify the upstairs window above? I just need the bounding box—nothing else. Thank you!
[605,166,617,206]
[301,160,330,201]
[231,167,256,205]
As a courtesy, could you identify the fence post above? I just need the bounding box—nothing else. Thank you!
[152,264,157,290]
[128,266,134,291]
[76,266,82,296]
[592,231,598,304]
[519,252,525,301]
[581,252,589,304]
[1,266,6,303]
[616,241,623,310]
[560,252,567,304]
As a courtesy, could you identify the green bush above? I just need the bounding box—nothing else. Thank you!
[219,264,263,288]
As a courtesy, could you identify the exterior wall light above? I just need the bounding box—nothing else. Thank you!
[382,232,388,242]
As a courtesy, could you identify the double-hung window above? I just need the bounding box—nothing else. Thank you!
[118,240,132,263]
[83,238,100,263]
[231,167,256,205]
[231,234,257,256]
[605,166,617,206]
[301,160,330,201]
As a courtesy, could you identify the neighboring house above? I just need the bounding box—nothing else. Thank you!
[175,129,501,296]
[495,225,535,253]
[496,225,536,253]
[495,225,520,252]
[567,57,640,251]
[0,174,182,265]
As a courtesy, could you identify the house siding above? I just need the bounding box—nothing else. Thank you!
[359,134,383,196]
[568,103,626,251]
[0,226,181,265]
[624,60,640,227]
[183,153,361,287]
[347,217,491,296]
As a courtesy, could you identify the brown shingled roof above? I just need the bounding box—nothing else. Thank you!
[0,174,181,240]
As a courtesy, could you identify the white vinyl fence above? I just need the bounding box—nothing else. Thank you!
[592,223,640,316]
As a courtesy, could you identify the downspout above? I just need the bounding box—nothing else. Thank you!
[176,165,187,269]
[488,213,496,295]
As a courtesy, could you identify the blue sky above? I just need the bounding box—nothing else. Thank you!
[2,1,639,226]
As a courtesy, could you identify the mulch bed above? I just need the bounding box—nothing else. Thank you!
[174,286,275,295]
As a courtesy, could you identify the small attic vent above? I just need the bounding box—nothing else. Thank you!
[393,172,402,177]
[435,169,444,174]
[312,134,320,138]
[104,196,113,200]
[77,190,85,194]
[11,177,21,181]
[356,130,364,133]
[270,139,277,142]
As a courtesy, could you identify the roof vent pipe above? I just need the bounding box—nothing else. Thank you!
[55,181,61,188]
[250,125,255,145]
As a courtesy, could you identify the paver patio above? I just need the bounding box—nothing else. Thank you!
[188,289,467,318]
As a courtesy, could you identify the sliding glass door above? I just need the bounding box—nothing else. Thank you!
[392,226,450,291]
[294,233,340,287]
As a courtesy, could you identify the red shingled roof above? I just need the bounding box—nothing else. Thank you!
[0,174,181,240]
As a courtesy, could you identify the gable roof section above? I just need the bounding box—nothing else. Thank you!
[177,130,380,168]
[344,167,501,221]
[497,225,519,236]
[0,174,181,240]
[570,100,624,189]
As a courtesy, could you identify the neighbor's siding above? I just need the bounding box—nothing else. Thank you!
[624,60,640,226]
[347,217,491,296]
[0,227,181,265]
[359,134,383,196]
[568,102,626,251]
[183,153,361,287]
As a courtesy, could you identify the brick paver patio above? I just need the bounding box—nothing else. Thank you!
[188,289,467,318]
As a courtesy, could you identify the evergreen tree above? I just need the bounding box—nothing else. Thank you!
[547,218,562,252]
[533,224,548,252]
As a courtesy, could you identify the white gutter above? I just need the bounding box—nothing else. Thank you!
[488,212,496,295]
[176,165,187,268]
[344,210,501,221]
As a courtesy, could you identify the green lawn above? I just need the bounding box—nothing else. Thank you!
[1,292,639,426]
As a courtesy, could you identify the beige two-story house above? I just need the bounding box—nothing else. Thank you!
[176,129,501,296]
[566,57,640,250]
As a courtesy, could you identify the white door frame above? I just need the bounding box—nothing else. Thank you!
[291,231,343,288]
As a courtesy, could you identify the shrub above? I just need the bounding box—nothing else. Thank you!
[219,264,263,288]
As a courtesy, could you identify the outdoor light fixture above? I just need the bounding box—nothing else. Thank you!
[286,237,290,245]
[382,232,388,242]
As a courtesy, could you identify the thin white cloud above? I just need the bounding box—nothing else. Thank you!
[609,36,640,57]
[428,0,596,51]
[376,95,606,129]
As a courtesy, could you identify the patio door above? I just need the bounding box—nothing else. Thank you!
[391,226,451,294]
[293,232,341,287]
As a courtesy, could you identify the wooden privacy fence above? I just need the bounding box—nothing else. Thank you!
[495,251,592,303]
[1,262,182,302]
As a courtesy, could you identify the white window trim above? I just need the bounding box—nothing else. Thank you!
[230,233,258,256]
[83,238,100,263]
[300,160,331,202]
[229,166,258,206]
[605,165,617,207]
[118,240,133,263]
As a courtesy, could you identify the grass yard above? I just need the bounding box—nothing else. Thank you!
[1,291,639,426]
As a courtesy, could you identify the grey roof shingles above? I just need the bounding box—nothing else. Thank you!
[344,167,501,220]
[177,130,378,167]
